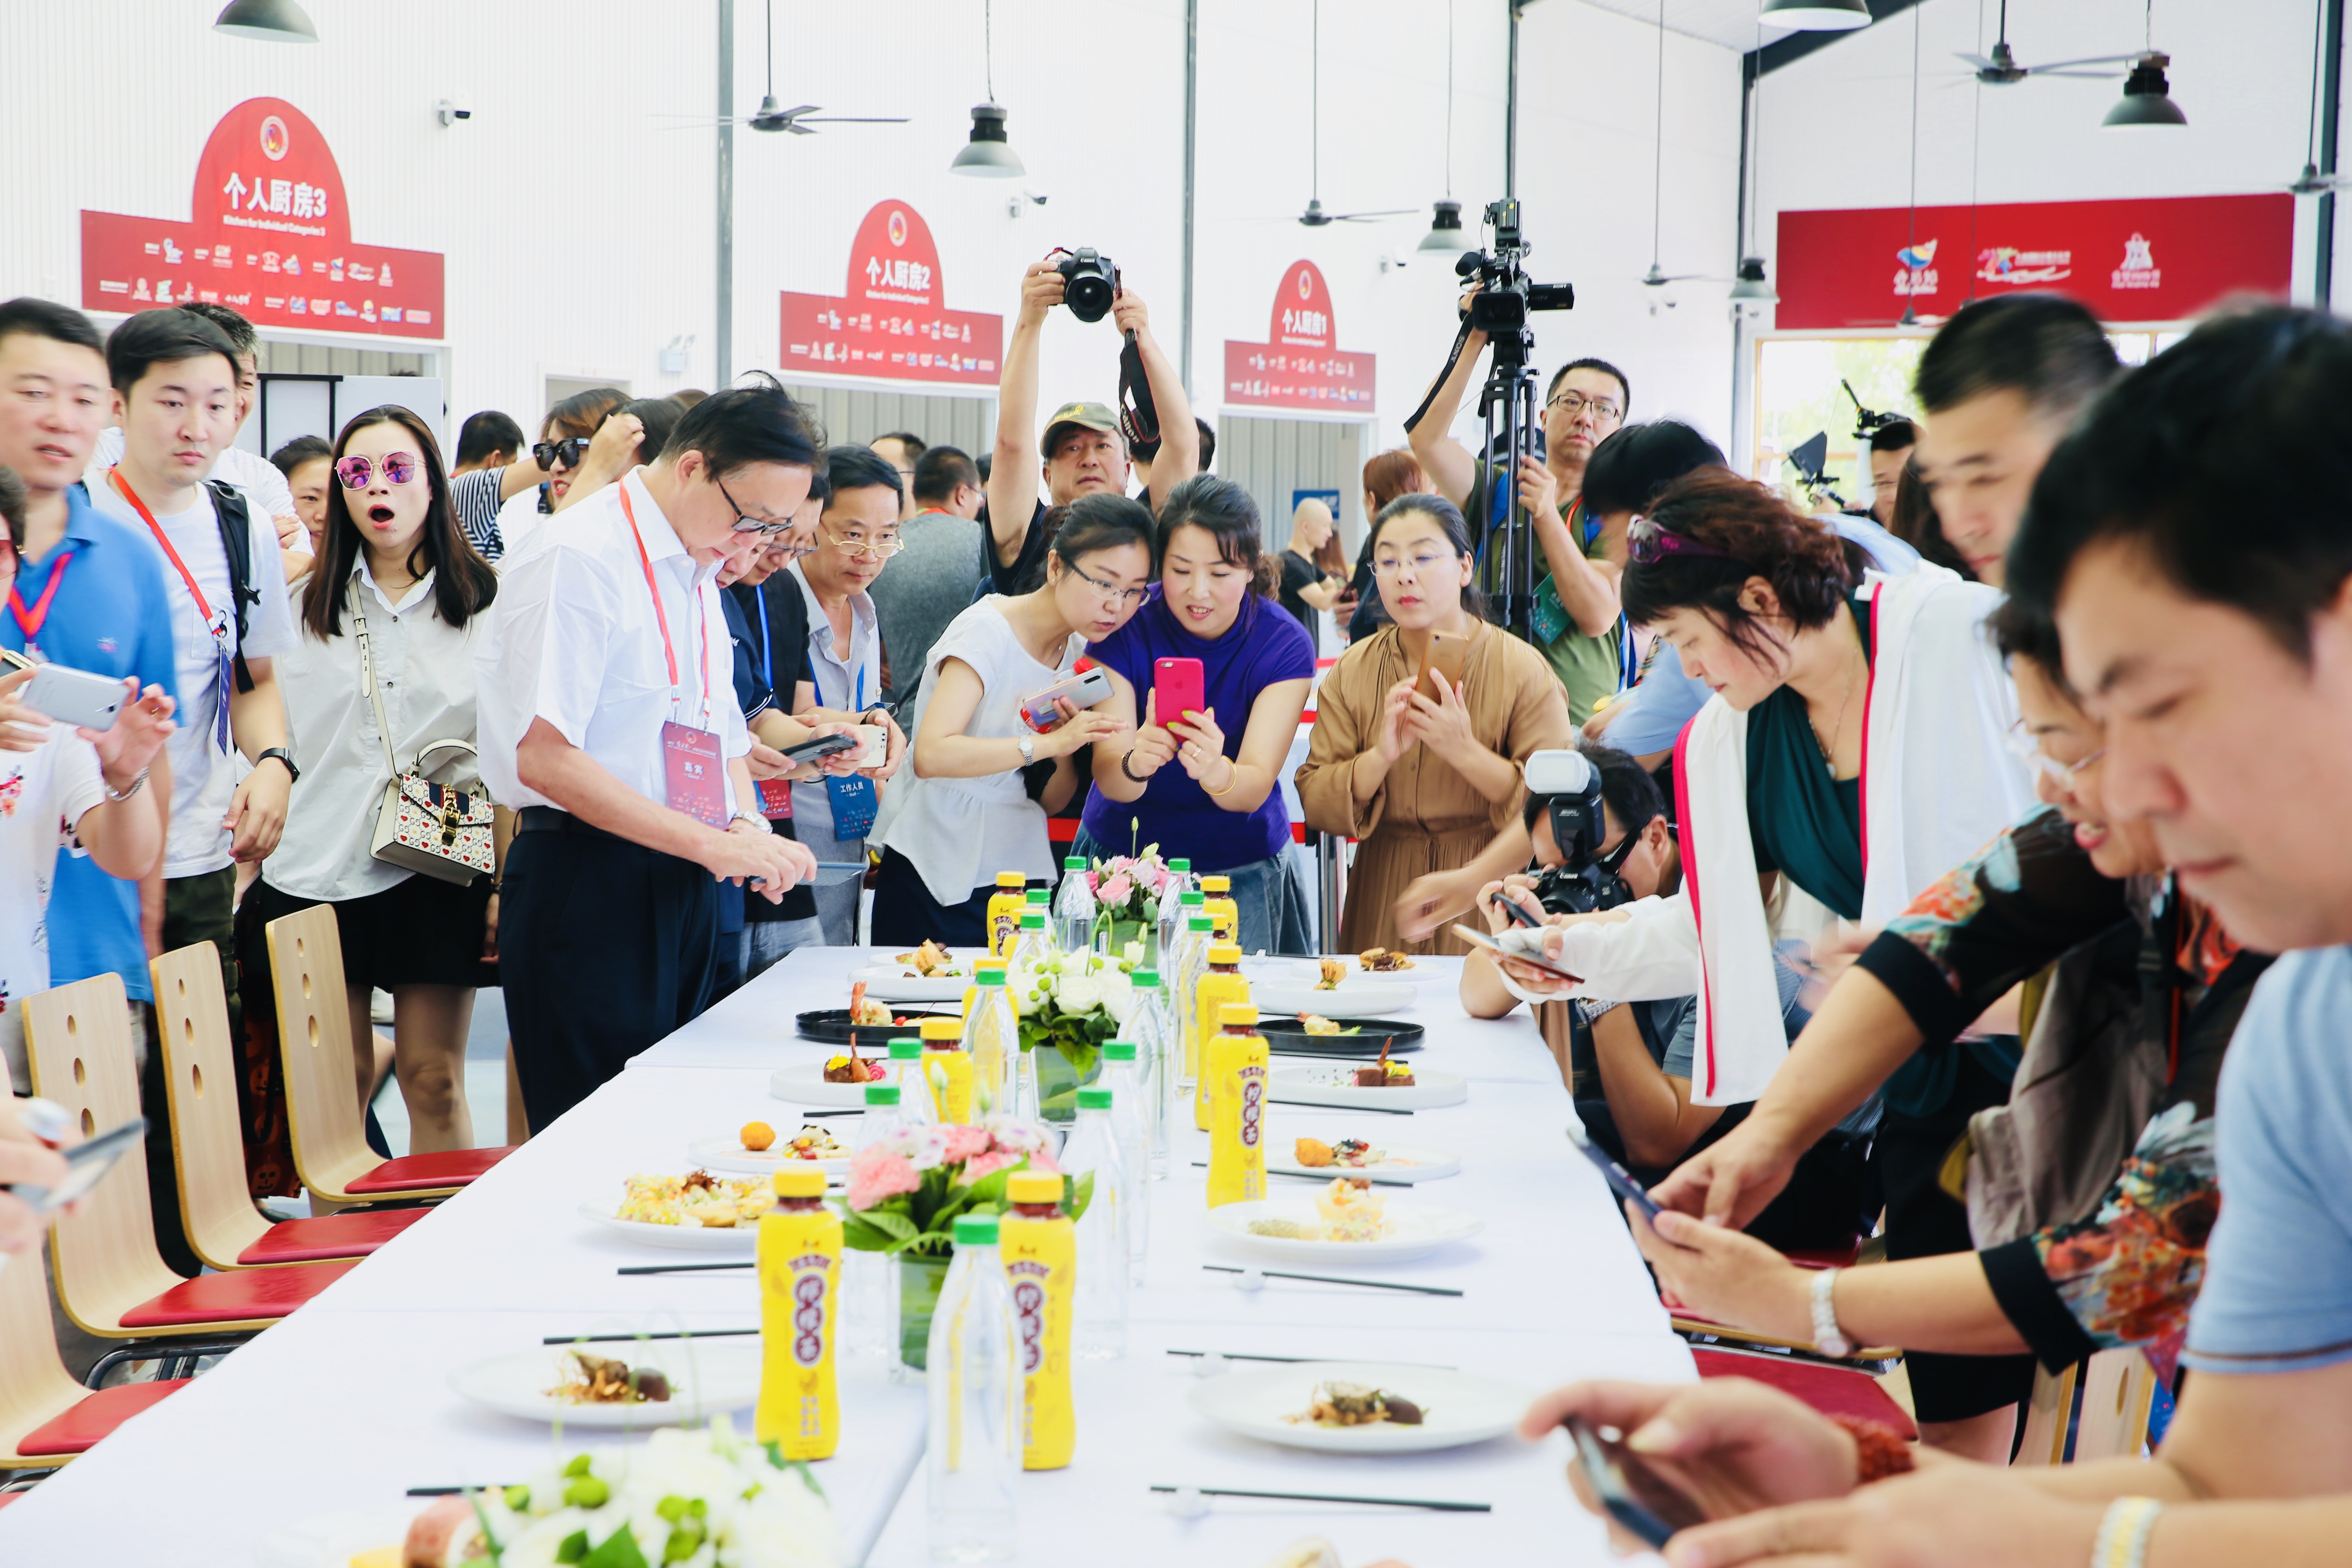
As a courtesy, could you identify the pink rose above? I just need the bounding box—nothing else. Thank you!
[939,1123,993,1166]
[960,1149,1024,1184]
[845,1149,920,1211]
[1100,875,1132,909]
[1025,1147,1061,1176]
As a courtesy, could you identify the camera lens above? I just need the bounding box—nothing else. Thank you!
[1057,248,1117,323]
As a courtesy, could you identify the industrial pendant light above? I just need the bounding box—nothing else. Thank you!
[1729,256,1778,303]
[951,0,1026,177]
[213,0,318,43]
[1419,1,1466,255]
[1759,0,1872,33]
[2103,3,2185,129]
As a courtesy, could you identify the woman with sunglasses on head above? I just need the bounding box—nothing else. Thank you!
[480,386,626,565]
[239,407,503,1155]
[1083,477,1318,954]
[868,494,1148,948]
[545,397,686,518]
[1295,494,1572,955]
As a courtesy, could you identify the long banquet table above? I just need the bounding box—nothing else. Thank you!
[0,948,1695,1567]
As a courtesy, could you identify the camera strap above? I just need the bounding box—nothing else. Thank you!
[1117,328,1161,458]
[1402,316,1479,436]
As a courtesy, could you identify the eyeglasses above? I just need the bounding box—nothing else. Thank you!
[1546,391,1623,423]
[533,436,591,470]
[2004,720,2106,785]
[333,452,419,489]
[715,474,794,536]
[1063,559,1150,608]
[1626,515,1746,568]
[1371,550,1459,578]
[822,523,904,560]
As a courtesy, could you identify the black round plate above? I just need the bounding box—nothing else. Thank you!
[1256,1016,1424,1057]
[795,1006,960,1048]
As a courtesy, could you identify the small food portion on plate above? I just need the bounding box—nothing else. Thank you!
[1315,956,1347,991]
[823,1049,888,1084]
[847,981,895,1029]
[1357,947,1415,973]
[547,1350,671,1406]
[1297,1012,1354,1036]
[740,1121,776,1152]
[1247,1177,1389,1243]
[1286,1380,1425,1429]
[894,940,967,978]
[1294,1136,1413,1170]
[1352,1038,1415,1088]
[616,1171,770,1229]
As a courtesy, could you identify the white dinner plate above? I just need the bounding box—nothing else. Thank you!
[1253,980,1415,1019]
[847,963,975,1003]
[1285,958,1438,985]
[450,1340,763,1428]
[253,1507,419,1568]
[1188,1360,1531,1454]
[1268,1065,1468,1111]
[686,1130,852,1175]
[577,1198,759,1251]
[1265,1137,1460,1183]
[1203,1197,1483,1263]
[769,1060,884,1107]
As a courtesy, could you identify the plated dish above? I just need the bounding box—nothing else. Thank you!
[1253,979,1415,1019]
[1268,1136,1460,1183]
[769,1059,890,1108]
[1203,1191,1482,1263]
[1186,1360,1530,1455]
[1269,1064,1469,1111]
[579,1172,767,1250]
[1289,949,1430,985]
[686,1122,851,1176]
[793,1005,958,1048]
[447,1341,762,1430]
[1258,1015,1424,1058]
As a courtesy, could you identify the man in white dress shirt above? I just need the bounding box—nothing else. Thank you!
[476,375,822,1127]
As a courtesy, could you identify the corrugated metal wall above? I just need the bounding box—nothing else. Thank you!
[780,383,995,458]
[254,342,429,377]
[1216,415,1370,550]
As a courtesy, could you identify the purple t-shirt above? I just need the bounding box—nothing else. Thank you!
[1081,588,1316,872]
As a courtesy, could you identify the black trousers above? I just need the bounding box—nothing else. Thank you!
[869,846,993,950]
[501,813,718,1132]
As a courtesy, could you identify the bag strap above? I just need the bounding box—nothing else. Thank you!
[348,579,407,781]
[208,480,259,693]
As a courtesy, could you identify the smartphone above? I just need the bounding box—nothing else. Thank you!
[9,1117,147,1216]
[1451,922,1581,982]
[1419,628,1469,699]
[1563,1117,1662,1221]
[1019,665,1114,733]
[782,733,860,764]
[1565,1416,1708,1549]
[1152,656,1205,728]
[1494,895,1544,929]
[10,658,127,732]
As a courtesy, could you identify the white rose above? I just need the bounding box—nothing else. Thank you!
[1012,985,1042,1018]
[1099,970,1137,1024]
[1057,973,1103,1014]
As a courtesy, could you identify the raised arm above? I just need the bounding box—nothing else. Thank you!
[1112,288,1198,514]
[986,263,1062,569]
[1404,302,1488,511]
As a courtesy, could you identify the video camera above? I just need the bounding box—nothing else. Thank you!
[1053,247,1119,323]
[1455,199,1575,364]
[1522,750,1637,916]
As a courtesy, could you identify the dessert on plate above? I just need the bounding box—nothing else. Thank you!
[1284,1380,1425,1429]
[1357,947,1415,973]
[1352,1039,1414,1088]
[1293,1136,1411,1170]
[546,1350,671,1406]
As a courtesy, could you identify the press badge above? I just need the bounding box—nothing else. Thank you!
[662,721,729,828]
[825,772,878,840]
[757,776,794,818]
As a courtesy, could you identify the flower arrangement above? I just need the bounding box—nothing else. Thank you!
[837,1119,1090,1258]
[1007,948,1136,1071]
[1082,844,1181,927]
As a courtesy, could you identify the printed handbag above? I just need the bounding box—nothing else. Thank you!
[352,585,496,885]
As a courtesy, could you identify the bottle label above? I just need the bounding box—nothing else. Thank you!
[790,1253,832,1367]
[1238,1064,1265,1149]
[1008,1259,1050,1375]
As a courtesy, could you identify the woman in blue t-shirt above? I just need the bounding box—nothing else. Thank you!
[1081,477,1316,953]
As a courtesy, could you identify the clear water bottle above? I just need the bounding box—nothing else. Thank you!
[887,1038,936,1127]
[846,1083,903,1357]
[1125,971,1179,1180]
[1170,914,1215,1093]
[1098,1042,1153,1284]
[1156,862,1191,961]
[1054,856,1098,954]
[1009,911,1052,972]
[927,1215,1020,1563]
[1056,1088,1128,1359]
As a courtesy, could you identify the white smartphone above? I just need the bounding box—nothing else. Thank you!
[20,661,128,732]
[1450,922,1583,982]
[1019,665,1115,733]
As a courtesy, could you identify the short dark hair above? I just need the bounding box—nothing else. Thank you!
[1546,356,1631,412]
[303,405,497,639]
[1582,420,1726,517]
[912,444,980,505]
[1194,416,1218,471]
[614,397,685,470]
[1368,492,1487,621]
[178,301,257,362]
[454,409,525,468]
[2009,304,2352,664]
[873,431,927,460]
[658,371,825,482]
[0,465,25,553]
[1622,471,1852,660]
[1888,458,1971,579]
[1987,593,2069,694]
[670,388,710,408]
[0,297,103,357]
[1045,492,1157,577]
[1914,294,2118,420]
[825,442,905,504]
[1158,475,1274,596]
[106,308,239,393]
[1867,417,1918,453]
[270,434,331,480]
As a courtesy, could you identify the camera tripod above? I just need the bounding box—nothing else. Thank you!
[1478,326,1545,643]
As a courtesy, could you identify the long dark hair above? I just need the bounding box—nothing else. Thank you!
[1620,470,1850,662]
[303,405,497,639]
[1367,493,1486,620]
[1158,475,1275,597]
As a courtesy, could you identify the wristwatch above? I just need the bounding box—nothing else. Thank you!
[255,747,300,784]
[729,811,772,834]
[1809,1267,1854,1357]
[1017,733,1036,766]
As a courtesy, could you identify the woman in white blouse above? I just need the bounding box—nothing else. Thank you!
[244,406,501,1153]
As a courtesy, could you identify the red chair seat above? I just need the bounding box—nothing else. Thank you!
[117,1259,359,1328]
[17,1379,193,1457]
[1785,1240,1865,1271]
[343,1145,514,1195]
[234,1206,432,1265]
[0,1492,21,1509]
[1693,1348,1918,1440]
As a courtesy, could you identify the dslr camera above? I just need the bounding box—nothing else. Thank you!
[1054,247,1119,323]
[1522,750,1637,917]
[1455,199,1574,358]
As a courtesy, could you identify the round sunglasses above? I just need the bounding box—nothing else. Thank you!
[335,452,421,489]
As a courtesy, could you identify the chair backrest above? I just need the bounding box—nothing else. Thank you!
[0,1245,86,1464]
[2013,1359,2081,1467]
[2062,1348,2156,1464]
[22,975,187,1337]
[150,943,271,1271]
[264,904,380,1202]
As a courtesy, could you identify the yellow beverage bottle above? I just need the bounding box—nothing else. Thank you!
[1200,875,1239,946]
[1205,1003,1269,1209]
[755,1168,840,1457]
[920,1016,975,1125]
[985,872,1028,958]
[998,1170,1075,1470]
[1192,944,1249,1130]
[961,965,1016,1116]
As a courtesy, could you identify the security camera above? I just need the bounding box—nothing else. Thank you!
[435,98,472,127]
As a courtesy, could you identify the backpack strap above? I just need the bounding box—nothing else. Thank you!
[206,479,259,693]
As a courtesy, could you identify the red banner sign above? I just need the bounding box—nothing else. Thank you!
[80,98,445,339]
[779,202,1001,386]
[1774,193,2293,330]
[1223,260,1375,413]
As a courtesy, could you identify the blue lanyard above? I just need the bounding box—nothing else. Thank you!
[745,585,774,692]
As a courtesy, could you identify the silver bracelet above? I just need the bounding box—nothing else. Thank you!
[1808,1267,1853,1357]
[103,768,148,803]
[2090,1497,2162,1568]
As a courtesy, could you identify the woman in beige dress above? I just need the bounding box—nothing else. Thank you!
[1296,495,1572,954]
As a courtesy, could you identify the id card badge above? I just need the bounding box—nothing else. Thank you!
[662,720,730,828]
[757,776,794,819]
[825,771,878,840]
[207,614,234,754]
[1530,576,1568,645]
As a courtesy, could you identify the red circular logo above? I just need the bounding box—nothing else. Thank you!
[1296,268,1313,300]
[888,210,909,248]
[260,115,290,162]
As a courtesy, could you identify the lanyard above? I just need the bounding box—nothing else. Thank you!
[617,479,712,728]
[745,584,774,691]
[6,549,72,644]
[109,467,233,751]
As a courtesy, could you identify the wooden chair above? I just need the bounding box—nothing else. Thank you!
[263,906,514,1210]
[2012,1359,2080,1467]
[150,943,434,1269]
[24,976,358,1340]
[1693,1346,1919,1441]
[0,1241,191,1467]
[2010,1347,2157,1467]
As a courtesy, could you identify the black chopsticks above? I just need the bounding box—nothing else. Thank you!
[1190,1160,1412,1189]
[542,1328,757,1344]
[618,1260,755,1275]
[1201,1264,1461,1297]
[1150,1484,1488,1514]
[408,1485,515,1497]
[1267,1098,1415,1116]
[1166,1348,1457,1369]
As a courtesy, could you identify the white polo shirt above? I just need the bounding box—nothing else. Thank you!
[474,468,749,819]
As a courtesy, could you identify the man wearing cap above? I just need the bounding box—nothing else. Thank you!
[982,260,1198,597]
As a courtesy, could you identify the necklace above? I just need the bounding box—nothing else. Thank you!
[1810,652,1862,769]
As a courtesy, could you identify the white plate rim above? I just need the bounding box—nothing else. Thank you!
[578,1197,760,1250]
[685,1130,851,1175]
[769,1061,883,1107]
[1202,1197,1483,1262]
[1267,1065,1469,1110]
[846,963,973,1000]
[448,1342,761,1428]
[253,1507,422,1568]
[1252,980,1417,1019]
[1186,1359,1530,1454]
[1263,1138,1460,1182]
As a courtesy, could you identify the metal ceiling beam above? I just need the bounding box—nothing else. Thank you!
[1754,0,1925,75]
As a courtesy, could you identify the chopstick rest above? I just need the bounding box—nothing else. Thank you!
[1153,1483,1490,1514]
[1202,1264,1462,1297]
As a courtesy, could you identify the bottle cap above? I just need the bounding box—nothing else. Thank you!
[771,1168,828,1198]
[1102,1040,1137,1061]
[887,1037,922,1060]
[1076,1087,1114,1111]
[1026,888,1051,905]
[1218,1002,1259,1028]
[920,1017,964,1043]
[1188,916,1214,932]
[1132,969,1161,987]
[953,1214,1001,1246]
[1201,875,1231,893]
[865,1083,902,1106]
[996,871,1026,888]
[1169,858,1191,872]
[1064,856,1085,870]
[1208,942,1244,964]
[1020,912,1046,929]
[1181,890,1205,906]
[1005,1170,1062,1204]
[975,967,1006,986]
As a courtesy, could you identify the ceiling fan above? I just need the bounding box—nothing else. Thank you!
[1633,0,1725,311]
[1954,0,2133,85]
[1260,0,1413,226]
[660,0,908,134]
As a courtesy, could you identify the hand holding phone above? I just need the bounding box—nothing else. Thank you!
[1451,922,1581,985]
[1152,656,1205,728]
[1564,1116,1661,1221]
[1565,1416,1708,1549]
[1418,628,1469,699]
[1019,663,1115,733]
[8,1117,145,1218]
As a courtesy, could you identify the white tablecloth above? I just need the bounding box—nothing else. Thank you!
[0,949,1692,1567]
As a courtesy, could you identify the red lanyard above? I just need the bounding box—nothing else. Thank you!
[6,549,72,642]
[617,480,711,724]
[108,469,228,647]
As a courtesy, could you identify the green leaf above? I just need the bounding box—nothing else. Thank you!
[555,1532,590,1565]
[1064,1169,1096,1223]
[859,1209,920,1244]
[580,1524,651,1568]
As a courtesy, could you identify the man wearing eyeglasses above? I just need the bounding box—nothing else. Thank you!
[1407,321,1634,724]
[476,375,824,1128]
